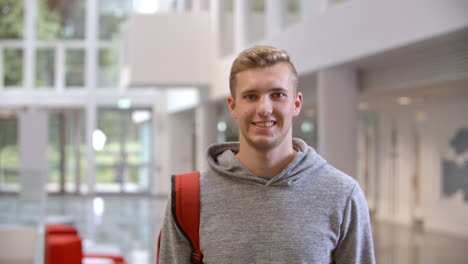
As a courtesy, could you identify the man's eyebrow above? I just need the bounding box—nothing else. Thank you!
[239,89,259,95]
[270,87,288,93]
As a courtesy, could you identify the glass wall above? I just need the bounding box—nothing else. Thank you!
[47,109,86,193]
[0,0,24,39]
[65,49,85,87]
[285,0,301,27]
[2,48,23,88]
[35,48,55,88]
[0,112,19,191]
[96,108,152,193]
[36,0,86,40]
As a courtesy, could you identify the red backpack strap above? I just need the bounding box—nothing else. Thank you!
[172,172,203,264]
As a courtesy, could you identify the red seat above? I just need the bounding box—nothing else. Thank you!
[45,235,82,264]
[45,224,127,264]
[46,224,79,236]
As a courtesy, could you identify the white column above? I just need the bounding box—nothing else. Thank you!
[24,0,36,91]
[152,90,170,195]
[84,0,98,196]
[266,0,285,38]
[234,0,249,52]
[86,0,98,90]
[210,0,222,58]
[195,97,218,170]
[18,109,48,201]
[85,100,96,194]
[317,66,358,177]
[55,44,65,91]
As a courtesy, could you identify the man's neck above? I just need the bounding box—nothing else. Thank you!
[235,140,297,178]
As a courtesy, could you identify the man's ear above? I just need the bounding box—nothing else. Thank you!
[227,96,237,119]
[293,92,303,117]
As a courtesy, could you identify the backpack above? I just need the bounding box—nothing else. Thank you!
[157,172,203,264]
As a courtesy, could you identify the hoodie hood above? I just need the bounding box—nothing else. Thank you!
[206,138,327,187]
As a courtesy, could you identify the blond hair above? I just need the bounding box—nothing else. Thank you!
[229,46,298,96]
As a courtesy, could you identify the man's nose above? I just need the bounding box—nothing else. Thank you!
[256,97,273,116]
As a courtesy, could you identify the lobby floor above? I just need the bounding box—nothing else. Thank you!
[1,195,468,264]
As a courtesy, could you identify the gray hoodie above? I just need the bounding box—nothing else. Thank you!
[159,138,375,264]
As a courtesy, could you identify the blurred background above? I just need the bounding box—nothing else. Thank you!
[0,0,468,263]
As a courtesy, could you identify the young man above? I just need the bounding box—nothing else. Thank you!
[158,46,375,263]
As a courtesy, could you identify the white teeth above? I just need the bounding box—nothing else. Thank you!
[255,121,274,127]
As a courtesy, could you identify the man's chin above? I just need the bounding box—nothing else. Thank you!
[246,137,279,151]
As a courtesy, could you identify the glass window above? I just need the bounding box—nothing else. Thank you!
[0,0,24,39]
[46,110,86,193]
[66,49,85,88]
[96,108,152,193]
[98,48,119,88]
[3,48,23,87]
[36,0,86,40]
[285,0,301,27]
[249,0,265,44]
[99,0,133,41]
[35,48,55,88]
[0,116,19,191]
[48,113,61,192]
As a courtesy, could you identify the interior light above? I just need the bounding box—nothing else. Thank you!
[118,99,132,109]
[93,197,104,216]
[92,129,107,151]
[357,102,369,111]
[133,0,158,13]
[301,121,315,133]
[398,96,411,105]
[217,121,227,132]
[414,112,427,123]
[132,110,151,123]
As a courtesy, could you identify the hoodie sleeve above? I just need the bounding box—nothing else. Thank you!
[333,183,376,264]
[158,197,192,264]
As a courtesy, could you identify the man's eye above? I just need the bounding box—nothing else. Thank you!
[272,93,286,99]
[245,95,257,100]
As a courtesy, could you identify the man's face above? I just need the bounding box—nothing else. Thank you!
[227,63,303,151]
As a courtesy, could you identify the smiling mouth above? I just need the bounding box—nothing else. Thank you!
[253,121,275,127]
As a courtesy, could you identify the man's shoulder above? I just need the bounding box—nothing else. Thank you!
[313,163,358,191]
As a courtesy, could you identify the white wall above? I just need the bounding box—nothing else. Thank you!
[372,99,468,237]
[211,0,468,99]
[126,13,213,87]
[168,110,196,176]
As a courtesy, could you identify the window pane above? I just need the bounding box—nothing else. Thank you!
[0,0,24,39]
[48,114,60,192]
[3,48,23,87]
[99,0,132,40]
[0,116,19,190]
[249,0,265,44]
[66,49,85,87]
[285,0,301,27]
[98,48,119,88]
[36,0,85,40]
[36,48,55,88]
[96,109,152,193]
